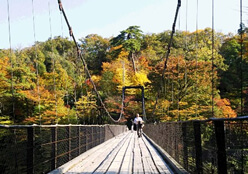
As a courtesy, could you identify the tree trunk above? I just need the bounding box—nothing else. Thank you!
[130,52,136,74]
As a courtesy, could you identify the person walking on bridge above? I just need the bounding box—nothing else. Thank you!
[134,113,144,137]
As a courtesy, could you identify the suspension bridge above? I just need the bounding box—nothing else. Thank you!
[0,0,248,173]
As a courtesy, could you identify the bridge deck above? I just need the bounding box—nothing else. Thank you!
[52,131,173,174]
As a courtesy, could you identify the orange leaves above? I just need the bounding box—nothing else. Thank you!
[0,57,11,91]
[0,56,10,72]
[138,56,151,70]
[23,117,37,124]
[102,62,112,71]
[19,86,52,104]
[215,98,237,118]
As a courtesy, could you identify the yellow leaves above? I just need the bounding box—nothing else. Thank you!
[178,101,188,106]
[91,75,101,83]
[109,44,123,52]
[191,29,204,34]
[75,92,97,119]
[133,71,151,86]
[85,75,101,89]
[160,116,173,122]
[102,55,151,91]
[117,50,129,59]
[0,116,13,125]
[0,56,10,70]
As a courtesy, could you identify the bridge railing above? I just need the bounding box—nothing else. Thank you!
[143,117,248,174]
[0,124,126,174]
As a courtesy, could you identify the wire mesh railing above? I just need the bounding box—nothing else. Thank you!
[143,116,248,174]
[0,124,126,174]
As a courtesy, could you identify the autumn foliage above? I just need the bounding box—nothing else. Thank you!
[0,26,247,124]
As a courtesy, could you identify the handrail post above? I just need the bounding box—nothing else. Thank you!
[92,126,94,147]
[214,120,227,174]
[193,121,203,174]
[78,126,81,155]
[51,127,57,170]
[182,122,188,170]
[67,126,71,161]
[27,127,34,174]
[86,127,89,151]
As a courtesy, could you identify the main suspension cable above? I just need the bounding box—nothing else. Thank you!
[49,1,58,123]
[195,0,199,118]
[59,5,71,123]
[57,0,122,123]
[240,0,243,116]
[211,0,215,117]
[7,0,15,122]
[151,0,181,119]
[32,0,41,125]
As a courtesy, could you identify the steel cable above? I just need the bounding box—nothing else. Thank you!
[194,0,199,118]
[7,0,15,122]
[57,0,122,123]
[31,0,42,125]
[151,0,181,119]
[48,2,58,123]
[240,0,243,116]
[211,0,215,117]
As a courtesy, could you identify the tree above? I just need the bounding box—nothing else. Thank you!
[75,92,98,124]
[80,34,110,75]
[110,26,143,73]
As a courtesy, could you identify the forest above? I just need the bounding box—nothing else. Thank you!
[0,25,247,125]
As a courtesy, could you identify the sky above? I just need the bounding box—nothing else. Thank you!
[0,0,247,49]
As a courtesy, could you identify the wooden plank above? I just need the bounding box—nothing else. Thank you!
[142,136,172,174]
[66,132,128,173]
[81,133,128,173]
[133,135,144,173]
[55,133,126,174]
[106,133,133,174]
[93,133,131,173]
[60,131,174,174]
[119,132,135,174]
[139,137,158,173]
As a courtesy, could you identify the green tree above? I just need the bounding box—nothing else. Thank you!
[80,34,110,75]
[110,26,143,73]
[219,37,241,112]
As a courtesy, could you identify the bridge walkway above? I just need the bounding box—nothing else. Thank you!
[50,131,174,174]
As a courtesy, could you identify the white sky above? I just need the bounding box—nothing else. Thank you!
[0,0,247,49]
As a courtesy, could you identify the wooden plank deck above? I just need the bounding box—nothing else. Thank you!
[50,131,174,174]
